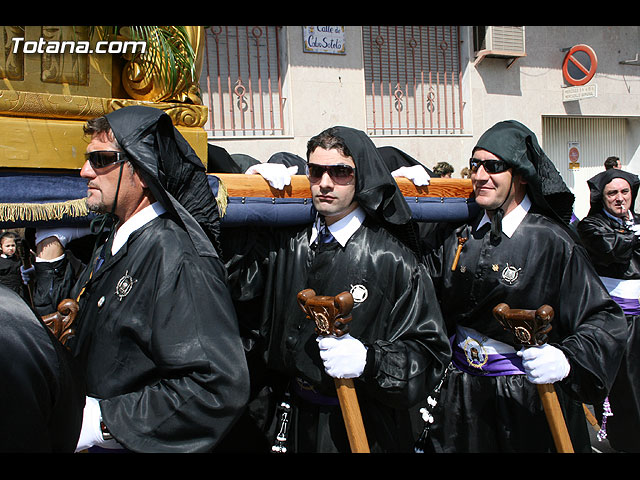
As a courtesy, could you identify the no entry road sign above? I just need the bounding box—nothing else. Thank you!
[563,44,598,86]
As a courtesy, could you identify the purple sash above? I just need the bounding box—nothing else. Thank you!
[451,327,525,377]
[611,295,640,316]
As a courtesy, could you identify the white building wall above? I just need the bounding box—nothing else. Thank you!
[204,26,640,210]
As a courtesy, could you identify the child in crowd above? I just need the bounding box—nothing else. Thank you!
[0,231,26,299]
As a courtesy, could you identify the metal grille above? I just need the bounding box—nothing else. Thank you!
[363,26,464,136]
[200,26,285,137]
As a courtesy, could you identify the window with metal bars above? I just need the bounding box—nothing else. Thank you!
[362,26,465,136]
[200,26,286,137]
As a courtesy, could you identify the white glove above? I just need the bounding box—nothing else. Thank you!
[35,226,92,248]
[75,397,104,452]
[517,344,571,384]
[391,165,431,186]
[317,333,368,379]
[245,163,298,190]
[75,397,123,452]
[20,265,35,284]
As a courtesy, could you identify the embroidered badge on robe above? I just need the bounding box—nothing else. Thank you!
[463,337,488,369]
[115,270,137,301]
[350,284,368,303]
[501,263,521,284]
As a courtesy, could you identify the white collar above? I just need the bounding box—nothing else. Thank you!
[476,194,531,238]
[310,206,366,247]
[112,202,166,255]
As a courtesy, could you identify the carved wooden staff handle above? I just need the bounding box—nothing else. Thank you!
[297,289,370,453]
[42,298,79,348]
[492,303,574,453]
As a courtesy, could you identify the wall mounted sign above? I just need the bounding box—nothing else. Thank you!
[562,84,598,102]
[303,26,346,55]
[562,44,598,86]
[568,141,581,170]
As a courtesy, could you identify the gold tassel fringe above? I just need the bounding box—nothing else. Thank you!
[216,177,228,218]
[0,198,89,223]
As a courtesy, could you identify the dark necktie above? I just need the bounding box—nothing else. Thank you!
[317,223,336,244]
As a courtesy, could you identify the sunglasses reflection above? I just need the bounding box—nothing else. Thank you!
[306,163,356,185]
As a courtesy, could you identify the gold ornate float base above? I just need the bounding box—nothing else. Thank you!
[0,90,208,170]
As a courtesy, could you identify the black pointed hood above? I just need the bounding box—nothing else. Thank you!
[105,105,220,257]
[586,168,640,216]
[331,126,412,226]
[473,120,575,226]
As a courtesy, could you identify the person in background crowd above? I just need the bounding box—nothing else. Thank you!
[577,168,640,452]
[0,231,26,299]
[604,156,622,170]
[432,161,454,178]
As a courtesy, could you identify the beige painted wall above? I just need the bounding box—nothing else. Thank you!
[205,26,640,194]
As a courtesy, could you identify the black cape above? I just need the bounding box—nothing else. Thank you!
[68,214,249,452]
[423,208,627,452]
[0,285,84,452]
[225,219,450,452]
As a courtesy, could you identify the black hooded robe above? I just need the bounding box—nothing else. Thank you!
[42,106,249,452]
[226,219,450,453]
[422,120,627,453]
[424,209,626,452]
[224,126,450,453]
[577,168,640,452]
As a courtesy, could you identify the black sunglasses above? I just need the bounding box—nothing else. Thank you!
[85,150,128,169]
[469,157,509,174]
[306,163,356,185]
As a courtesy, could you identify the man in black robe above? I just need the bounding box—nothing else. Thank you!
[226,126,450,453]
[0,284,84,452]
[32,106,249,452]
[577,168,640,452]
[421,120,627,452]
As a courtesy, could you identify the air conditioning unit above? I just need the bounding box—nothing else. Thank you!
[474,26,526,68]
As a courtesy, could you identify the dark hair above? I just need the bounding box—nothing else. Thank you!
[604,156,620,169]
[83,116,112,136]
[433,161,454,176]
[0,231,18,244]
[306,127,353,160]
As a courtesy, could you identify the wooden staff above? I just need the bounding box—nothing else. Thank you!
[451,236,467,271]
[297,288,370,453]
[492,303,574,453]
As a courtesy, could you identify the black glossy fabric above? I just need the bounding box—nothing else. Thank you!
[423,209,628,452]
[0,254,23,297]
[105,105,221,255]
[225,219,451,452]
[334,126,412,227]
[577,170,640,452]
[376,146,436,177]
[68,215,249,452]
[578,211,640,280]
[0,285,84,452]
